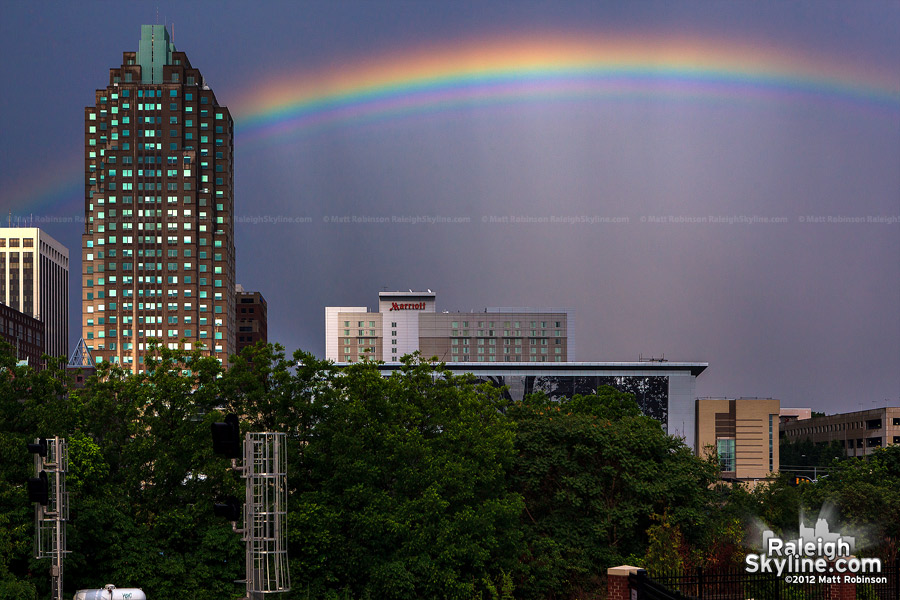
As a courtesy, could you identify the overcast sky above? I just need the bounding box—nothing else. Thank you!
[1,1,897,414]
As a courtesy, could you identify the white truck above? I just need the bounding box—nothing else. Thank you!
[73,584,146,600]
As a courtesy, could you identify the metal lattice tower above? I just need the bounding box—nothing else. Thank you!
[242,432,290,597]
[33,437,69,600]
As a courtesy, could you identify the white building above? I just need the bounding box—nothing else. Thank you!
[326,289,569,364]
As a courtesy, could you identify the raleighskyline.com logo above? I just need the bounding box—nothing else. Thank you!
[745,517,885,584]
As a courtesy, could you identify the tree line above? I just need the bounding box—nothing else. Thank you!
[1,341,897,599]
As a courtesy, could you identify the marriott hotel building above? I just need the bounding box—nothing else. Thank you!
[325,290,569,364]
[325,289,708,444]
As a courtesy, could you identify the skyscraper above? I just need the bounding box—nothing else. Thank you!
[82,25,235,371]
[1,227,69,361]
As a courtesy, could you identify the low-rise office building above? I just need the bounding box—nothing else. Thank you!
[367,360,707,445]
[780,407,900,457]
[0,302,45,369]
[235,285,267,355]
[696,397,781,482]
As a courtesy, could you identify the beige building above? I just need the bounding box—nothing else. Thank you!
[325,290,568,363]
[696,397,780,482]
[1,227,69,359]
[781,407,900,457]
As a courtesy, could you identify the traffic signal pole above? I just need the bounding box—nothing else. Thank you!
[28,437,68,600]
[212,415,290,600]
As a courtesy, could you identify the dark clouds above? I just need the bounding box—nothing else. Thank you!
[1,1,897,412]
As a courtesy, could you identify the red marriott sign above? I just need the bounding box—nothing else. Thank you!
[390,302,426,311]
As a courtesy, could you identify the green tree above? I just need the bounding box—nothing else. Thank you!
[287,353,524,599]
[0,341,71,599]
[46,342,244,599]
[799,445,900,557]
[508,388,718,599]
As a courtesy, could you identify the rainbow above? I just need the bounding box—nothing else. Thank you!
[231,33,900,145]
[4,33,898,215]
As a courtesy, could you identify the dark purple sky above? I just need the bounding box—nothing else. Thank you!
[1,1,898,414]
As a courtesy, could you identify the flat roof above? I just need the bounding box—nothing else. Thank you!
[334,361,708,377]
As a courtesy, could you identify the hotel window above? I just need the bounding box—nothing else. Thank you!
[391,322,397,327]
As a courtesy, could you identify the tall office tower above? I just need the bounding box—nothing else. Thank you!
[0,228,69,361]
[83,25,235,371]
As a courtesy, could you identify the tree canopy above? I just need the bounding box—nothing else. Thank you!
[1,340,897,599]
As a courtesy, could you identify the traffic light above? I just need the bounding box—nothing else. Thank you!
[211,413,241,459]
[790,475,813,486]
[214,496,242,522]
[28,471,49,505]
[27,438,48,457]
